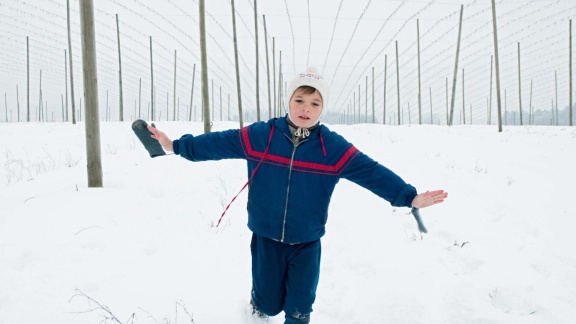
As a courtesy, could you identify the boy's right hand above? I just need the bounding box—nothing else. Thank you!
[148,125,174,152]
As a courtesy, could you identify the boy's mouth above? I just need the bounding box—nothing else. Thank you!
[298,115,310,120]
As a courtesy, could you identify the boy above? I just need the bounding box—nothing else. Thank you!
[148,67,448,323]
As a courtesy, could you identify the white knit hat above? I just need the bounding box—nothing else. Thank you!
[285,67,329,123]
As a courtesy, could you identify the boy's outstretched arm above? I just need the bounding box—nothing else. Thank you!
[411,190,448,208]
[148,125,174,152]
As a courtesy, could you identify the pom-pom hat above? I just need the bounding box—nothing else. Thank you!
[285,67,329,124]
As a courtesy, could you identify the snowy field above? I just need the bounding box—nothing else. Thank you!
[1,121,575,324]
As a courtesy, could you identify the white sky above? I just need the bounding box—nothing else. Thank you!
[1,0,575,124]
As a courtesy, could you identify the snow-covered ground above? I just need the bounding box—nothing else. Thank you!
[1,121,575,323]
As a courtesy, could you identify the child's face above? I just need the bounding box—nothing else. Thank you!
[289,88,323,128]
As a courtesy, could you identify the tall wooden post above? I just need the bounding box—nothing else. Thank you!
[517,42,523,125]
[529,80,533,125]
[429,87,433,124]
[278,51,282,117]
[491,0,503,132]
[189,63,196,122]
[16,85,20,122]
[462,68,465,124]
[26,36,30,122]
[383,54,387,125]
[365,76,368,122]
[254,0,261,121]
[395,41,401,125]
[273,37,276,117]
[116,14,124,121]
[66,0,77,124]
[79,0,102,187]
[417,19,422,124]
[220,86,222,121]
[173,50,177,121]
[555,70,558,125]
[449,5,463,126]
[570,19,573,126]
[489,55,493,125]
[65,49,68,122]
[231,0,243,127]
[149,36,154,120]
[263,15,272,120]
[199,0,211,132]
[138,78,141,118]
[372,67,375,123]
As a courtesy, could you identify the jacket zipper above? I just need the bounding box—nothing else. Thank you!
[280,135,307,242]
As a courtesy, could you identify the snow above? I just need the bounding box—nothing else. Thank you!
[1,121,576,323]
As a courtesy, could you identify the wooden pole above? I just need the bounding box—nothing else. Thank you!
[138,78,141,118]
[39,70,42,122]
[365,76,368,122]
[278,51,282,116]
[263,15,272,120]
[273,37,276,117]
[219,86,222,121]
[353,92,356,124]
[555,70,558,125]
[445,77,448,125]
[173,50,177,121]
[358,84,362,124]
[449,5,464,126]
[199,0,211,132]
[396,41,401,125]
[529,79,533,125]
[17,85,20,122]
[517,42,523,125]
[489,55,493,125]
[231,0,243,127]
[417,19,422,125]
[383,54,387,125]
[149,36,154,121]
[79,0,103,187]
[462,68,465,124]
[372,67,375,123]
[429,87,433,124]
[189,63,196,122]
[66,0,77,124]
[65,49,69,122]
[27,36,30,122]
[116,14,124,121]
[491,0,503,132]
[570,19,573,126]
[254,0,260,121]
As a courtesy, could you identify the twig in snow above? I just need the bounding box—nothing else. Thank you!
[69,289,122,324]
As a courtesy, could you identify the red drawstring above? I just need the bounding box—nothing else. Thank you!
[319,132,327,157]
[216,126,275,227]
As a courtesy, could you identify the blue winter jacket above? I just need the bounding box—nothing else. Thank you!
[173,117,417,244]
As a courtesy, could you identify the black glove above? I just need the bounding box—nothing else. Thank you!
[411,207,428,233]
[131,119,166,158]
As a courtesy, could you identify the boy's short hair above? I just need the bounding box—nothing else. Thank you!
[295,86,319,96]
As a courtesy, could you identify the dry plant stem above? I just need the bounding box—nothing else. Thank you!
[69,289,123,324]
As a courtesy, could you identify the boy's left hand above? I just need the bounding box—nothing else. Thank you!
[411,190,448,208]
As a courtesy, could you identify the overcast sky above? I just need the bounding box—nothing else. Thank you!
[1,0,575,124]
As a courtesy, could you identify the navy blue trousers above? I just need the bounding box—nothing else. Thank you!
[250,233,321,323]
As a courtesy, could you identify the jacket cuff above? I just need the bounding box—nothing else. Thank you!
[392,184,417,208]
[173,139,180,155]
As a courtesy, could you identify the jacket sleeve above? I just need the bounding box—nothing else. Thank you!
[340,151,417,208]
[173,128,246,162]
